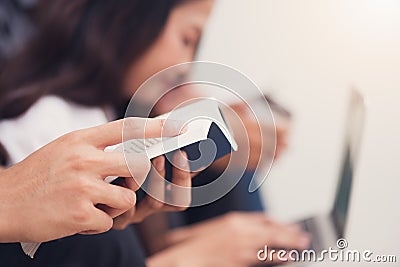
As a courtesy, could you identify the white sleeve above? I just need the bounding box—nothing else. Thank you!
[0,96,108,164]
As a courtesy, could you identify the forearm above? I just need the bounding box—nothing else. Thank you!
[0,209,14,242]
[0,167,19,242]
[0,167,9,241]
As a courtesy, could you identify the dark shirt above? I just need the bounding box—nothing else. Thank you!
[170,168,265,227]
[0,228,147,267]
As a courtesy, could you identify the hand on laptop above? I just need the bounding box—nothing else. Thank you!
[147,212,311,267]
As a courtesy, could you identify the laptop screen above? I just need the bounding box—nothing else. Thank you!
[332,89,366,237]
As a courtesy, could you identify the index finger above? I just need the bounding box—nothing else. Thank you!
[84,118,185,148]
[123,117,186,140]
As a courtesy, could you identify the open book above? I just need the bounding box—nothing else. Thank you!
[21,98,238,257]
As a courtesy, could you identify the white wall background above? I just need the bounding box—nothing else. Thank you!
[197,0,400,264]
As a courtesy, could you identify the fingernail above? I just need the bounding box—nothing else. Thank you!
[154,156,165,172]
[175,151,189,170]
[125,190,136,206]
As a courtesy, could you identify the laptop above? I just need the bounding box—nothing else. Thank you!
[297,89,366,254]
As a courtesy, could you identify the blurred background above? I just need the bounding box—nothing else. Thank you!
[197,0,400,264]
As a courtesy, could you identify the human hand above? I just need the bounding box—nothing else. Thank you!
[148,212,310,267]
[211,101,290,173]
[0,118,183,243]
[231,100,290,160]
[113,151,192,229]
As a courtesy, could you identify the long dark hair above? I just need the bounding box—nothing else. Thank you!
[0,0,186,120]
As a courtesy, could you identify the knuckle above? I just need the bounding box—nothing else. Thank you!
[122,191,136,208]
[74,177,95,195]
[89,127,102,138]
[81,126,101,141]
[67,152,86,171]
[71,205,91,226]
[64,130,84,145]
[69,152,102,173]
[124,117,138,129]
[85,153,104,166]
[72,159,85,172]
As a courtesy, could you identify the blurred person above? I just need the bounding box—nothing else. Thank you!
[134,87,301,267]
[0,0,308,266]
[179,97,291,224]
[114,13,296,259]
[0,0,197,266]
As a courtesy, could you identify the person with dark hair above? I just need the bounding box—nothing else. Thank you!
[0,0,310,266]
[0,0,192,119]
[0,1,199,266]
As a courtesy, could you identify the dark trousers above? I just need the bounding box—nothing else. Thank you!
[0,227,146,267]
